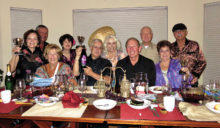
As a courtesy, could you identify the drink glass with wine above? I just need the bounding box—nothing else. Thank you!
[16,79,26,101]
[13,38,24,55]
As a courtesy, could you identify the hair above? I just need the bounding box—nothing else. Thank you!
[36,25,48,31]
[59,34,76,48]
[44,44,62,60]
[140,26,153,35]
[156,40,172,53]
[103,35,122,52]
[125,37,140,48]
[23,29,41,46]
[90,39,103,48]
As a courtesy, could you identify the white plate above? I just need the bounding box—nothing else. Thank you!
[35,97,59,107]
[93,99,117,110]
[149,86,163,94]
[126,99,151,110]
[205,101,220,114]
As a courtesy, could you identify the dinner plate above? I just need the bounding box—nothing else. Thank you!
[205,101,220,114]
[93,99,117,110]
[149,86,163,94]
[35,97,59,107]
[126,99,151,110]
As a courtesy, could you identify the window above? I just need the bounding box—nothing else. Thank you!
[73,7,168,53]
[10,7,42,42]
[204,2,220,83]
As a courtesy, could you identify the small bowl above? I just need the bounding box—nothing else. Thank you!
[93,99,117,110]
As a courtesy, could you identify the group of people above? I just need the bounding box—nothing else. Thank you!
[8,23,207,93]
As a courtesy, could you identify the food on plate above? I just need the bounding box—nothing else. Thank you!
[35,94,52,103]
[160,108,167,114]
[130,97,144,106]
[154,86,162,91]
[214,104,220,110]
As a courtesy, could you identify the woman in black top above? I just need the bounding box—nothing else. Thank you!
[9,29,44,79]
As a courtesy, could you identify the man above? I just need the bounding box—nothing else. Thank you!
[140,26,159,63]
[36,25,49,52]
[73,39,112,86]
[170,23,206,86]
[116,37,156,91]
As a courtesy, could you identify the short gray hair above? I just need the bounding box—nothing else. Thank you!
[90,39,103,48]
[140,26,153,35]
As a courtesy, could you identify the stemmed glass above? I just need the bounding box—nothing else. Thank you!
[16,79,26,101]
[78,73,88,97]
[208,80,219,102]
[13,38,24,55]
[179,59,187,75]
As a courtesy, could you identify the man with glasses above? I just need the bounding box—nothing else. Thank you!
[73,39,112,86]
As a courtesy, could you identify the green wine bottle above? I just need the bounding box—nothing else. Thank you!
[5,64,14,92]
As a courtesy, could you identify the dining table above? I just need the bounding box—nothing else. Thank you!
[0,90,220,128]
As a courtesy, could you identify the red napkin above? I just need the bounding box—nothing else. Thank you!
[62,91,84,108]
[0,101,21,113]
[120,103,186,120]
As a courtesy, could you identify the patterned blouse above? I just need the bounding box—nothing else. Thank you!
[170,39,206,79]
[155,59,192,89]
[15,45,44,79]
[60,49,76,69]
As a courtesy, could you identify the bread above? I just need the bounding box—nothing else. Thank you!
[214,104,220,110]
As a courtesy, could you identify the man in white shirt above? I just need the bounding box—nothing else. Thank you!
[140,26,159,64]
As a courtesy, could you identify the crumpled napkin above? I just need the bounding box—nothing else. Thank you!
[30,77,52,87]
[62,91,84,108]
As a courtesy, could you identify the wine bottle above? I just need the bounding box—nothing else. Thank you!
[5,64,14,92]
[80,45,87,68]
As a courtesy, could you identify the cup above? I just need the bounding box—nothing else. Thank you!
[1,90,11,104]
[163,95,175,112]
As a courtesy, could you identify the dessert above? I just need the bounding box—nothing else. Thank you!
[130,97,144,106]
[214,104,220,110]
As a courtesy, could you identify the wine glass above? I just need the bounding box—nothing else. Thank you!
[78,79,87,97]
[77,36,85,46]
[179,59,187,75]
[209,80,219,102]
[13,38,24,55]
[16,79,26,100]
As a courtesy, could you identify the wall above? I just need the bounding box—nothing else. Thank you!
[0,0,220,86]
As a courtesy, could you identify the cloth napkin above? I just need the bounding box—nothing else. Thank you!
[62,91,84,108]
[179,102,220,122]
[30,77,52,87]
[120,103,186,120]
[0,101,21,113]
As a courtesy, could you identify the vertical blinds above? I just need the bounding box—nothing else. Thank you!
[10,7,42,42]
[204,2,220,84]
[73,7,168,53]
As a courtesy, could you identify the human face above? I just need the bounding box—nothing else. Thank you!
[159,46,171,62]
[37,27,48,43]
[26,33,38,49]
[91,41,103,59]
[173,30,187,41]
[126,39,141,59]
[63,39,72,50]
[47,49,59,65]
[140,27,153,43]
[106,38,117,52]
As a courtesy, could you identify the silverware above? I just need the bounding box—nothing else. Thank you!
[149,107,157,117]
[153,108,160,117]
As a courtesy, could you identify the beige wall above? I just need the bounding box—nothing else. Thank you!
[0,0,220,86]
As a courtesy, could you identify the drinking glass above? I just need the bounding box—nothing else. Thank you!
[209,80,219,101]
[179,59,187,75]
[78,79,87,96]
[16,79,26,100]
[13,38,24,55]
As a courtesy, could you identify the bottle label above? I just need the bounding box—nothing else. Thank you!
[81,55,87,67]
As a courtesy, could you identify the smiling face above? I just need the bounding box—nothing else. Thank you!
[140,27,153,44]
[106,38,117,53]
[126,39,141,59]
[37,27,48,43]
[173,29,188,41]
[159,46,171,62]
[47,49,59,65]
[26,33,39,49]
[62,39,72,50]
[91,41,103,59]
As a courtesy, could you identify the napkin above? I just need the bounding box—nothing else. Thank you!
[0,101,21,113]
[62,91,84,108]
[30,77,52,87]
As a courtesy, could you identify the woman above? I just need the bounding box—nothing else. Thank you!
[35,44,72,78]
[9,29,44,79]
[155,40,191,89]
[59,34,76,69]
[102,35,126,67]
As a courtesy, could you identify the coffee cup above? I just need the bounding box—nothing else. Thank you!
[163,95,175,112]
[1,90,11,104]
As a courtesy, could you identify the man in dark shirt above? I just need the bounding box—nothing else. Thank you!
[36,25,50,52]
[116,37,156,91]
[73,39,112,86]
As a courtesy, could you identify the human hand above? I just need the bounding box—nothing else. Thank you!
[83,66,93,76]
[181,67,190,75]
[12,46,21,54]
[75,47,83,60]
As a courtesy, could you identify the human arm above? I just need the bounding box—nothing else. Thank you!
[9,46,21,73]
[72,47,82,76]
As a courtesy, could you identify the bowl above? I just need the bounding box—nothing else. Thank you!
[93,99,117,110]
[181,87,204,103]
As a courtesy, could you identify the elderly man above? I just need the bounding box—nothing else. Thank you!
[140,26,159,63]
[171,23,206,86]
[73,39,112,86]
[116,37,156,92]
[36,25,50,52]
